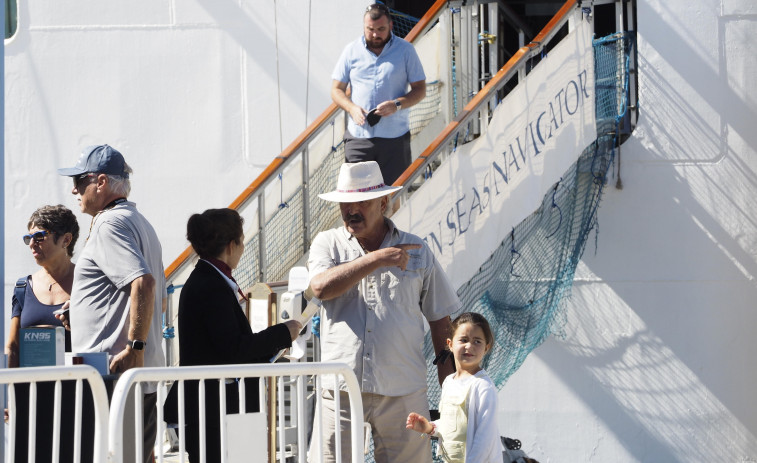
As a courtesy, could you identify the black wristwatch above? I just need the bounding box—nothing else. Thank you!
[394,99,402,111]
[127,339,146,350]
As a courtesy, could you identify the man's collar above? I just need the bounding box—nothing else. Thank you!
[88,197,127,218]
[384,218,399,237]
[101,197,127,211]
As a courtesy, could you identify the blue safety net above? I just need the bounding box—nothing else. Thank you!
[421,32,635,415]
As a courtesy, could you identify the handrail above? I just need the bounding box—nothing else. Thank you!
[109,362,364,463]
[165,0,449,279]
[393,0,577,189]
[1,366,111,463]
[404,0,446,43]
[164,101,342,278]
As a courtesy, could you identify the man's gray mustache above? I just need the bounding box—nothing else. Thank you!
[343,214,364,222]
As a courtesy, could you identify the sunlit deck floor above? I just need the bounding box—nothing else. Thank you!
[157,446,187,463]
[155,433,187,463]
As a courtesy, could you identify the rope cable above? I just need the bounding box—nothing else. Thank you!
[274,0,284,153]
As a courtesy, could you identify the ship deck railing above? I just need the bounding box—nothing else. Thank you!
[2,362,363,463]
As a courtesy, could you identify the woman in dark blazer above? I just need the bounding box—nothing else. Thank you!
[171,208,301,463]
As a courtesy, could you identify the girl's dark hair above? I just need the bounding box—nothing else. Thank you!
[450,312,494,347]
[186,208,244,259]
[28,205,80,257]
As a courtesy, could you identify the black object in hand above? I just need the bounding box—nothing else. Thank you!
[433,349,454,369]
[366,108,381,126]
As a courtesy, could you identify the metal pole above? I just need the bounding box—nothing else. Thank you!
[258,194,267,282]
[302,147,311,255]
[0,2,7,457]
[165,286,174,366]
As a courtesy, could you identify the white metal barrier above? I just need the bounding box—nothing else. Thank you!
[109,362,364,463]
[1,365,110,462]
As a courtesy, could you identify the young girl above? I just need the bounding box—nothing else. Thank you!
[406,312,502,463]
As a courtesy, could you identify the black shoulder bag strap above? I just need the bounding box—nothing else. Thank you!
[13,276,28,311]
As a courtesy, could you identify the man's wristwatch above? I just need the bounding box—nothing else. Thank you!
[394,99,402,111]
[127,339,146,350]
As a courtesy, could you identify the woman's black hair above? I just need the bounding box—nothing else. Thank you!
[186,208,244,259]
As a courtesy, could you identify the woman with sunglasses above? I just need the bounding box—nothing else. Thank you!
[5,204,80,462]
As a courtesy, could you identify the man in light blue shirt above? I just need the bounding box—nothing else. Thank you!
[331,3,426,185]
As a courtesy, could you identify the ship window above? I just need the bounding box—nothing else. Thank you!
[5,0,17,39]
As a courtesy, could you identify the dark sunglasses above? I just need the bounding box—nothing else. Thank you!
[73,172,96,190]
[23,230,49,245]
[366,3,390,14]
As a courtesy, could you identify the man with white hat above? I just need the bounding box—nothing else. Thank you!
[309,161,460,463]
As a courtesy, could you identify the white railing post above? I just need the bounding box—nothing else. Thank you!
[7,384,15,463]
[74,379,83,462]
[156,381,166,463]
[315,373,324,463]
[0,366,109,463]
[28,382,37,462]
[198,379,206,463]
[218,379,227,463]
[297,375,307,463]
[135,382,144,463]
[52,380,62,462]
[178,380,187,462]
[278,375,286,462]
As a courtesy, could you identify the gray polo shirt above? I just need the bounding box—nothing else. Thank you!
[70,201,166,392]
[308,219,461,396]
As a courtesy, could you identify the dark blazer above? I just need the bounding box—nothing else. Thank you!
[166,259,292,425]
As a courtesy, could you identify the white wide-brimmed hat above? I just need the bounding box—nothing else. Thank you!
[318,161,403,203]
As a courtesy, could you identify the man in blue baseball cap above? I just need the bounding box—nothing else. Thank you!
[58,144,165,463]
[57,144,129,177]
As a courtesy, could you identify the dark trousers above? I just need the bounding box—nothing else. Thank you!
[80,378,158,463]
[168,379,259,463]
[344,131,412,185]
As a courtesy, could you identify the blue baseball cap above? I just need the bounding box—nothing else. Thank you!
[58,144,129,178]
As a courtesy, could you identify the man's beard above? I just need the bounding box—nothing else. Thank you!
[366,35,389,50]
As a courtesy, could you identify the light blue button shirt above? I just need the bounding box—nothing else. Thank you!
[332,33,426,139]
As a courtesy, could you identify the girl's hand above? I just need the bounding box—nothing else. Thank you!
[406,412,432,434]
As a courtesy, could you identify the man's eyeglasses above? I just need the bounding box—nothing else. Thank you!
[73,172,96,190]
[23,230,49,245]
[366,3,390,15]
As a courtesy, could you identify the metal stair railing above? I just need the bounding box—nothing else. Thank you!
[164,0,449,288]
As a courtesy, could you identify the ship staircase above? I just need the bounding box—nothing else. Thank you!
[162,0,637,461]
